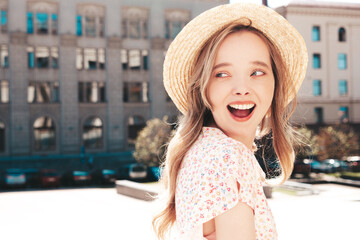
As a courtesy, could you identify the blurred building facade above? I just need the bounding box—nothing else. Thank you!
[0,0,227,157]
[277,1,360,125]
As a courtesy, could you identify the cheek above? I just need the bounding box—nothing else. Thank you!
[207,81,221,108]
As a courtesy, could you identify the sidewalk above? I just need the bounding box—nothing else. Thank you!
[116,180,360,240]
[0,183,359,240]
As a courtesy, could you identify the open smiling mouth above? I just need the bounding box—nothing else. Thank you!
[227,103,256,119]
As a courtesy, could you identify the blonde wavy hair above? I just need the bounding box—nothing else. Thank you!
[152,20,298,239]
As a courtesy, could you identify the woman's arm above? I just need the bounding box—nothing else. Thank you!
[215,200,256,240]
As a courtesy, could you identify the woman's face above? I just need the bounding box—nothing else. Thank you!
[207,31,275,147]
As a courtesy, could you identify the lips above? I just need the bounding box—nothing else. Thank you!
[227,103,256,119]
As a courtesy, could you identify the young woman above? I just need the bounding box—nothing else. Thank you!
[153,3,308,240]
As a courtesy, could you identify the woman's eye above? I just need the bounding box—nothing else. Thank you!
[251,70,265,76]
[215,72,229,78]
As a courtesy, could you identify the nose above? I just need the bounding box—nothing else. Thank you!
[231,75,250,96]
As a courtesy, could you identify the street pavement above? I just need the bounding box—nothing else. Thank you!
[0,183,359,240]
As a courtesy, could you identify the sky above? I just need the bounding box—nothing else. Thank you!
[229,0,360,8]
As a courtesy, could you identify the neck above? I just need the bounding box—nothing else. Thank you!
[206,123,256,151]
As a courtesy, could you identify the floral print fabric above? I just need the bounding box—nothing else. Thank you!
[174,127,277,239]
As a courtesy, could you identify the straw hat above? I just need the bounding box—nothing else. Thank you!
[163,3,308,114]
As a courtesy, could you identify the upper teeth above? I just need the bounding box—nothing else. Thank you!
[229,104,255,110]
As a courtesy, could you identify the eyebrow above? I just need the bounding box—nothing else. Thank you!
[212,61,271,71]
[250,61,271,69]
[212,62,231,71]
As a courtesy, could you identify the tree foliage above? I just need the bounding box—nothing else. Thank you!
[316,125,359,160]
[133,117,174,167]
[295,126,319,160]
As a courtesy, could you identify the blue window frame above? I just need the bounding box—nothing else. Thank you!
[312,26,320,41]
[339,80,348,96]
[27,12,34,34]
[1,10,7,26]
[314,107,323,124]
[28,52,35,68]
[51,13,58,34]
[313,80,321,96]
[338,53,347,70]
[76,15,82,36]
[36,12,48,34]
[339,106,349,123]
[313,53,321,69]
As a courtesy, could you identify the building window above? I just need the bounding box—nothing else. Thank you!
[83,117,103,149]
[36,12,48,34]
[0,80,9,103]
[27,46,59,69]
[0,120,4,152]
[339,27,346,42]
[121,7,149,39]
[313,53,321,69]
[164,9,190,39]
[76,15,82,36]
[28,47,35,68]
[121,49,148,71]
[339,80,348,96]
[165,20,185,39]
[27,82,60,103]
[85,16,96,36]
[27,12,58,35]
[51,47,58,68]
[314,107,323,124]
[0,9,7,33]
[78,82,106,103]
[338,53,347,70]
[27,12,34,34]
[51,13,58,35]
[27,1,58,35]
[33,116,56,151]
[123,82,149,103]
[128,115,145,146]
[313,80,321,96]
[76,4,105,38]
[36,47,49,68]
[312,26,320,41]
[76,48,106,70]
[339,106,349,123]
[0,45,8,68]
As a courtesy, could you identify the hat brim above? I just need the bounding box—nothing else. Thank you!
[163,3,308,114]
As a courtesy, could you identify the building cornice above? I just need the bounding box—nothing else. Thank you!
[60,34,77,47]
[10,32,27,45]
[298,98,360,104]
[107,37,122,49]
[279,4,360,18]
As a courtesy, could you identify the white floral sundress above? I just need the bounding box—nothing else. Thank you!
[174,127,277,240]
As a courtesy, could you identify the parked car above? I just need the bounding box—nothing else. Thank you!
[342,156,360,172]
[62,170,92,186]
[24,168,41,188]
[129,163,147,181]
[92,169,117,185]
[311,159,348,173]
[41,169,61,188]
[4,169,26,189]
[292,159,311,177]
